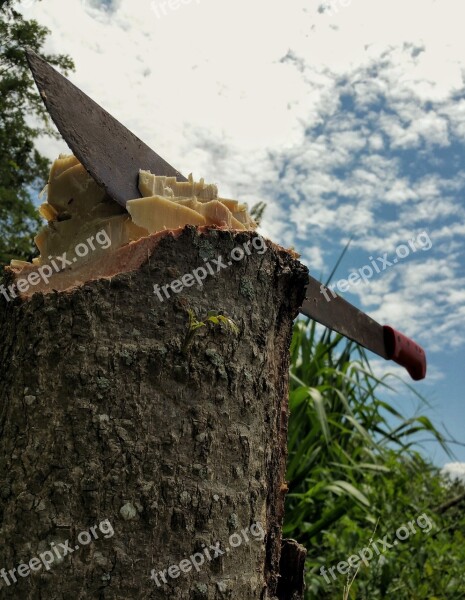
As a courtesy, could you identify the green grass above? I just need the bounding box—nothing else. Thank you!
[285,317,465,599]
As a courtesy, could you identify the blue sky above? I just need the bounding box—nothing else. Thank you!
[22,0,465,473]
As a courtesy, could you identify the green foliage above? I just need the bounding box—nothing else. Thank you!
[286,318,465,598]
[250,201,266,226]
[182,309,239,354]
[0,1,74,265]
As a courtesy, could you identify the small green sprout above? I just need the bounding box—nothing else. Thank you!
[182,309,239,354]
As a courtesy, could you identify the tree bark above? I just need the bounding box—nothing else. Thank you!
[277,540,307,600]
[0,226,308,599]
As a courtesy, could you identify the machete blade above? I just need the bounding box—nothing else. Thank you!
[302,276,388,358]
[26,49,187,208]
[25,51,427,380]
[302,277,427,380]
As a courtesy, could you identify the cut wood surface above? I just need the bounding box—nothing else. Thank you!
[0,226,308,599]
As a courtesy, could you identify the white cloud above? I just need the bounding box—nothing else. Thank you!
[369,357,444,387]
[442,462,465,483]
[20,0,465,359]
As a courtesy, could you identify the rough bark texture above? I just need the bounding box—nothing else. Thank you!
[0,226,308,599]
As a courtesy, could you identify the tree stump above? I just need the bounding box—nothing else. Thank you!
[0,226,308,599]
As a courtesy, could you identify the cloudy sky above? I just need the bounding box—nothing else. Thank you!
[22,0,464,468]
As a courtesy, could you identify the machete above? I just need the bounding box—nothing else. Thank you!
[25,49,427,381]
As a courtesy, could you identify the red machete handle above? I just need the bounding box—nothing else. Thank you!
[383,326,427,381]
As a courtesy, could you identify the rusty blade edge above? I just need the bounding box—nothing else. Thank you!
[301,275,388,359]
[25,49,187,207]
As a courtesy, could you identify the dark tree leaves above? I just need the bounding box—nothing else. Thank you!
[0,1,74,265]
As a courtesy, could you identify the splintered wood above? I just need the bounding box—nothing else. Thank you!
[6,155,257,298]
